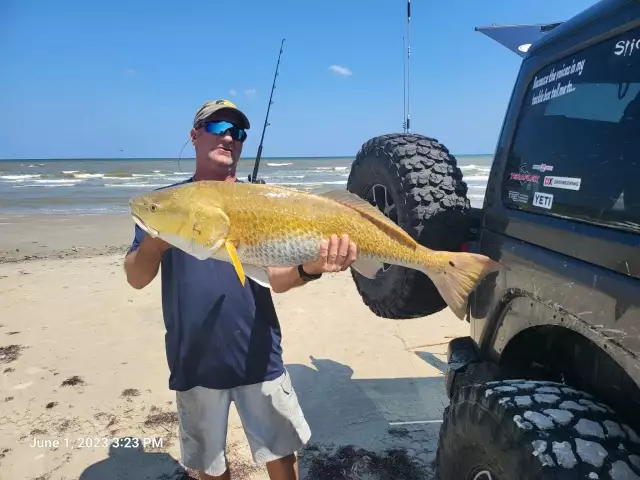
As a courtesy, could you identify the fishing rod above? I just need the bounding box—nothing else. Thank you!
[250,38,285,184]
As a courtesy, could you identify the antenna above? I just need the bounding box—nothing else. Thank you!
[402,36,407,133]
[250,38,285,184]
[406,0,412,133]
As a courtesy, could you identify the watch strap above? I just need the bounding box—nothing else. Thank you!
[298,264,322,281]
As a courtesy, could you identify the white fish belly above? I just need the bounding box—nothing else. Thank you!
[239,234,323,267]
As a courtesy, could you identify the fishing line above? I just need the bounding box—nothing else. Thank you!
[176,138,190,175]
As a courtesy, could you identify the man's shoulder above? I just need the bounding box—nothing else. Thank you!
[155,176,194,191]
[156,176,245,190]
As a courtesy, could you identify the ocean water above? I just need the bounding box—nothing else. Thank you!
[0,155,493,215]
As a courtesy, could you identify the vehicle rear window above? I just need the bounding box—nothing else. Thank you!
[502,25,640,235]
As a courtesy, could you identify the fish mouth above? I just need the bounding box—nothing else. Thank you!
[131,212,159,238]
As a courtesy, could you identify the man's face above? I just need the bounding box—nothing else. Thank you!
[191,109,245,173]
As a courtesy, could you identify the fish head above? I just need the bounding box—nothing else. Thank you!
[129,185,231,259]
[129,187,187,239]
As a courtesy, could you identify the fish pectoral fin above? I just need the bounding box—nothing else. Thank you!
[191,238,220,260]
[319,189,415,245]
[243,264,272,289]
[225,240,245,286]
[351,257,384,279]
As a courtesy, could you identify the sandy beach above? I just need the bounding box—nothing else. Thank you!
[0,212,470,480]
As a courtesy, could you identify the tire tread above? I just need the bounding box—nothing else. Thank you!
[436,380,640,479]
[346,133,473,319]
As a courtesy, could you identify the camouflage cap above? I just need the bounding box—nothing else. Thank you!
[192,99,250,130]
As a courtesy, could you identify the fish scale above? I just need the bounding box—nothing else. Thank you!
[222,188,419,264]
[235,236,322,267]
[129,180,502,320]
[178,182,418,266]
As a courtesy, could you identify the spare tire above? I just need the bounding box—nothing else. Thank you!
[346,133,473,319]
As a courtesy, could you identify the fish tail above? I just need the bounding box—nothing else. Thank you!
[417,249,502,320]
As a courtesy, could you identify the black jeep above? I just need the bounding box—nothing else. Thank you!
[346,0,640,477]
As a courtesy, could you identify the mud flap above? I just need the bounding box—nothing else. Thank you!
[445,336,480,399]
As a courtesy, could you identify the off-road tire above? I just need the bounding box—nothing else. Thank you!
[448,361,529,400]
[435,379,640,479]
[346,133,472,319]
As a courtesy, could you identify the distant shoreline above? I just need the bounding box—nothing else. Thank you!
[0,155,492,216]
[0,153,493,162]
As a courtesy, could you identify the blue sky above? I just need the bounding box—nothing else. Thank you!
[1,0,598,159]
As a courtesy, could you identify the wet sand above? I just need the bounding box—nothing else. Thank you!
[0,213,135,263]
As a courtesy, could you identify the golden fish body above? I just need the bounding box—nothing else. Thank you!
[129,180,501,319]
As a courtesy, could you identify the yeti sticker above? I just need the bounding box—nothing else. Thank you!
[533,192,554,210]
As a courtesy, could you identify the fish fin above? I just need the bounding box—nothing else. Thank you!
[243,264,272,289]
[351,257,384,279]
[225,240,245,286]
[319,189,415,247]
[420,251,502,320]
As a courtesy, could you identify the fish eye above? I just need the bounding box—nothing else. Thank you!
[150,203,158,213]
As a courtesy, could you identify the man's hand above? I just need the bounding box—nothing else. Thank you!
[265,235,357,293]
[302,234,358,275]
[124,234,172,289]
[146,235,172,255]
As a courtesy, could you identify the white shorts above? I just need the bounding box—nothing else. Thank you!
[175,369,311,477]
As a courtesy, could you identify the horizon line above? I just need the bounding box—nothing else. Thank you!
[0,152,493,161]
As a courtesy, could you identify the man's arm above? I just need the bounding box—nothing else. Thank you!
[266,266,306,294]
[123,227,171,289]
[266,234,357,294]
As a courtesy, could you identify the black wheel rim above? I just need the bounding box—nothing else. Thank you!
[365,183,397,272]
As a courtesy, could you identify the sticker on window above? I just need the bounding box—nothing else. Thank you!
[531,58,587,106]
[508,191,529,204]
[532,163,554,172]
[533,192,554,210]
[509,172,540,184]
[543,176,581,191]
[614,37,640,57]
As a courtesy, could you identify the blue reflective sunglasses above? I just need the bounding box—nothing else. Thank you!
[204,120,248,142]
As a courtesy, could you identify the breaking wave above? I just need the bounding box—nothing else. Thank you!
[0,155,490,214]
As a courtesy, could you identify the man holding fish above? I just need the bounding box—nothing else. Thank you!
[124,99,358,480]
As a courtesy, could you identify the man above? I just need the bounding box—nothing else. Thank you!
[123,99,358,480]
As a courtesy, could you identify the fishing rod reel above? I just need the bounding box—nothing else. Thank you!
[247,174,266,184]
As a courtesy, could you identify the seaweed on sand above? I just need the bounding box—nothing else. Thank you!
[304,444,426,480]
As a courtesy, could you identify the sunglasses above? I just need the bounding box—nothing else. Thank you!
[203,120,248,142]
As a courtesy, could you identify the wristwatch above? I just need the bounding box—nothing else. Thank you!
[298,264,322,282]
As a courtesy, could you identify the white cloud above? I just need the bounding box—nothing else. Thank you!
[229,89,237,96]
[329,65,352,76]
[125,68,137,77]
[244,88,257,97]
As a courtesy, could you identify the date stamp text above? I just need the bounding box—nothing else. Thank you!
[29,436,164,449]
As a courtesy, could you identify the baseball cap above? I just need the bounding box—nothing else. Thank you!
[192,99,251,130]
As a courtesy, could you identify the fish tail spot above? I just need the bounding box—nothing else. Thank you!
[420,251,502,320]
